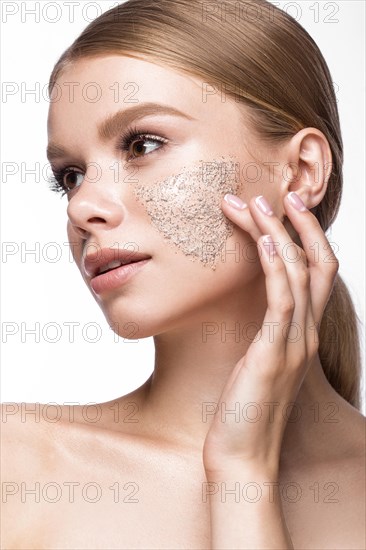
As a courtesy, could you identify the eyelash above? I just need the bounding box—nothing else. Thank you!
[47,125,169,197]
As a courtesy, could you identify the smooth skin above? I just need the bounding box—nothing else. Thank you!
[1,55,365,549]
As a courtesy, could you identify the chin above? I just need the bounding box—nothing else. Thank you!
[99,300,168,340]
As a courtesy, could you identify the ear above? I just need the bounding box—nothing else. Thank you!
[282,127,332,205]
[279,128,332,240]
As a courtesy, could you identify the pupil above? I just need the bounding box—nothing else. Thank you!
[66,172,77,188]
[134,141,144,155]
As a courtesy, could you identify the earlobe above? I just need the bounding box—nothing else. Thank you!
[285,127,332,211]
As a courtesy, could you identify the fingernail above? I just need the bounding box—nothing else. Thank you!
[287,192,307,212]
[224,193,248,210]
[262,234,277,257]
[255,195,274,216]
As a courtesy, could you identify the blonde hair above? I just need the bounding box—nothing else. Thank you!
[49,0,362,409]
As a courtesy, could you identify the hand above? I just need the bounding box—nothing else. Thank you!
[202,189,339,476]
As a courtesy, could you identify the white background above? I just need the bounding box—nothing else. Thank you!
[1,0,365,413]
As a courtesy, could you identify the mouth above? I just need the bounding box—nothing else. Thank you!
[83,247,152,293]
[96,258,144,276]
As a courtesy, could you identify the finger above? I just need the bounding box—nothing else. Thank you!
[250,194,311,320]
[283,191,339,326]
[222,192,316,360]
[246,194,317,361]
[221,194,263,243]
[221,232,303,405]
[218,232,294,392]
[223,193,310,340]
[246,234,296,368]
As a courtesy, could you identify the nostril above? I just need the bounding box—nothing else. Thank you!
[88,217,107,224]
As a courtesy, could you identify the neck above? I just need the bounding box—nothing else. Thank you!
[136,291,344,464]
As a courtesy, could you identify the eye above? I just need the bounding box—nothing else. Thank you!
[47,167,84,196]
[119,127,169,161]
[61,169,84,191]
[130,136,164,158]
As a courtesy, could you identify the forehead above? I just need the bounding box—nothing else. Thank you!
[48,56,207,129]
[46,54,248,161]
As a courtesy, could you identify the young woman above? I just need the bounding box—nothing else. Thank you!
[2,0,365,548]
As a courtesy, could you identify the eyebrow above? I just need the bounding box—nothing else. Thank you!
[47,102,195,162]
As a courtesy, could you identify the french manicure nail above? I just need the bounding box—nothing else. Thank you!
[224,193,248,210]
[287,192,307,212]
[255,195,274,216]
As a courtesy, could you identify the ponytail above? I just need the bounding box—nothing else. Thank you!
[319,274,362,409]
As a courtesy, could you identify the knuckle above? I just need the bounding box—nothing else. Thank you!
[330,257,340,274]
[272,259,286,274]
[320,251,339,274]
[324,262,339,283]
[277,298,295,315]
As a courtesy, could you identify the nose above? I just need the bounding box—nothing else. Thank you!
[67,167,125,239]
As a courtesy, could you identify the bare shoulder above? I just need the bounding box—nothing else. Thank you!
[321,403,365,548]
[1,402,55,545]
[0,399,136,548]
[1,402,51,467]
[0,395,151,483]
[281,402,366,550]
[0,398,127,460]
[326,414,365,550]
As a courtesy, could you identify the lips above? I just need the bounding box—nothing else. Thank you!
[84,247,152,279]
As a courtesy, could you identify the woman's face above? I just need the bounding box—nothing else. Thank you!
[47,55,277,337]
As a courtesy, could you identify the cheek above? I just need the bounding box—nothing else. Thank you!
[133,158,242,269]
